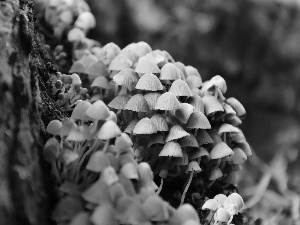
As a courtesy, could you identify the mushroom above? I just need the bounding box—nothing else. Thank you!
[135,73,163,91]
[91,204,117,225]
[180,161,202,205]
[142,195,169,222]
[97,120,121,153]
[156,169,168,195]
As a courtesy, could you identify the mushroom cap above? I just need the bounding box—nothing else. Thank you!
[227,114,243,126]
[85,100,110,120]
[204,75,227,94]
[214,194,227,207]
[186,76,202,89]
[108,95,130,110]
[81,180,112,204]
[71,73,82,85]
[91,76,110,89]
[147,133,165,147]
[100,166,119,186]
[165,125,190,142]
[223,193,244,211]
[186,95,205,113]
[51,196,83,222]
[69,212,90,225]
[144,51,166,66]
[160,63,181,80]
[218,123,240,135]
[125,94,149,112]
[119,162,139,180]
[236,141,252,157]
[176,204,200,224]
[169,79,192,97]
[109,54,132,71]
[186,161,202,174]
[196,129,213,145]
[133,118,157,134]
[124,119,139,134]
[185,66,201,78]
[71,101,91,121]
[210,142,234,159]
[61,118,76,137]
[159,141,183,157]
[155,92,180,110]
[118,176,137,196]
[202,95,224,115]
[175,103,194,124]
[46,119,62,136]
[91,204,117,225]
[214,207,230,223]
[186,112,211,129]
[202,199,218,211]
[226,97,246,117]
[232,147,247,164]
[96,42,121,66]
[150,114,169,132]
[98,120,121,140]
[135,73,163,91]
[138,162,155,187]
[67,27,84,43]
[79,53,97,68]
[179,134,199,148]
[119,50,139,64]
[86,60,109,77]
[135,56,160,74]
[175,150,189,166]
[144,92,162,110]
[86,151,111,172]
[223,103,236,116]
[66,125,90,142]
[113,68,139,91]
[69,61,85,74]
[115,133,133,152]
[43,137,60,163]
[230,130,246,143]
[189,147,210,160]
[223,171,239,186]
[59,181,80,196]
[208,167,223,181]
[142,195,169,222]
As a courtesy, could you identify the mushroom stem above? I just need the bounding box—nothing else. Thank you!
[207,179,215,189]
[194,129,198,137]
[223,133,226,143]
[102,139,110,153]
[227,215,233,225]
[156,178,164,195]
[180,170,194,205]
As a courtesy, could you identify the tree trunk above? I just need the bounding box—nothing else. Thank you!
[0,0,66,224]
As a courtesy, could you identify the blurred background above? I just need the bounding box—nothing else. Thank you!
[86,0,300,223]
[37,0,300,223]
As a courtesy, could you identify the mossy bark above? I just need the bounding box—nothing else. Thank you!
[0,0,66,224]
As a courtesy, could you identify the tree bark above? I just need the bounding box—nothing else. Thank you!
[0,0,66,224]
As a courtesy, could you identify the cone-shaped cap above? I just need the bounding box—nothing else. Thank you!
[150,114,169,131]
[133,118,158,134]
[98,120,121,140]
[69,212,90,225]
[61,118,76,137]
[142,195,169,222]
[100,166,119,186]
[79,53,97,68]
[202,199,218,211]
[66,125,90,142]
[223,193,244,211]
[144,51,166,66]
[47,120,62,136]
[185,66,201,78]
[186,112,211,129]
[109,54,132,71]
[160,63,181,80]
[210,142,233,159]
[189,147,210,160]
[125,94,149,112]
[186,76,202,89]
[71,101,91,121]
[135,55,160,74]
[179,134,199,148]
[214,207,230,223]
[202,95,224,115]
[113,68,139,91]
[226,97,246,117]
[86,151,111,172]
[91,204,117,225]
[119,50,139,64]
[175,103,194,124]
[124,119,139,134]
[144,92,161,110]
[91,76,110,89]
[69,61,85,74]
[135,73,163,91]
[209,167,223,181]
[115,133,133,153]
[176,204,200,224]
[86,60,109,77]
[169,79,192,97]
[186,161,202,174]
[223,103,236,116]
[166,125,190,142]
[96,42,121,66]
[155,92,180,110]
[196,129,213,145]
[218,123,240,135]
[214,194,227,207]
[82,180,112,204]
[236,141,252,157]
[159,141,183,157]
[119,162,139,180]
[186,95,205,113]
[108,95,130,110]
[85,100,110,120]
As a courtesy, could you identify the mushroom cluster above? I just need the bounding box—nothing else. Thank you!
[202,193,244,225]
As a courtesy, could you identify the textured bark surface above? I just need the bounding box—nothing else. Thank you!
[0,0,66,224]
